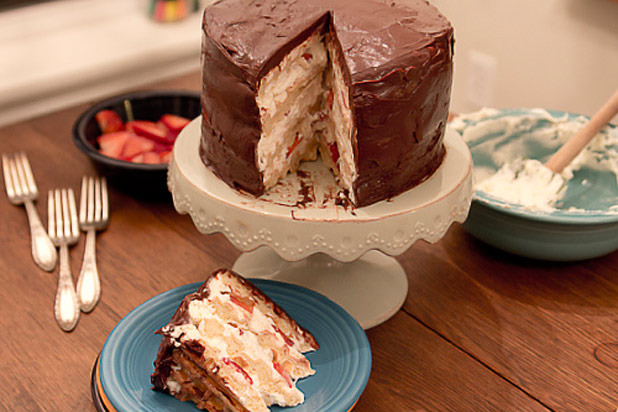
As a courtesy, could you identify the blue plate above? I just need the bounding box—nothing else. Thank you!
[98,279,371,412]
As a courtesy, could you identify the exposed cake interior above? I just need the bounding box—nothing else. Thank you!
[255,22,357,202]
[154,270,318,412]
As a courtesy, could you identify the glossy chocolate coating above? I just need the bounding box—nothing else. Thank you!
[200,0,453,206]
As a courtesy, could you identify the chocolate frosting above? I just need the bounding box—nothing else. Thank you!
[200,0,453,206]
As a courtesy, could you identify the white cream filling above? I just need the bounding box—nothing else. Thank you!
[256,28,356,200]
[321,39,357,201]
[166,378,182,394]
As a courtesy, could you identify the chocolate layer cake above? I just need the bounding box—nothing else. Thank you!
[151,269,319,411]
[199,0,453,207]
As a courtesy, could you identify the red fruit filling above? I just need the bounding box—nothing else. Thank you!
[272,324,295,347]
[230,294,254,314]
[223,357,253,385]
[286,134,302,158]
[273,362,293,388]
[328,142,340,165]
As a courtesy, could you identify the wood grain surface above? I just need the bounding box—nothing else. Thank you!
[0,71,616,412]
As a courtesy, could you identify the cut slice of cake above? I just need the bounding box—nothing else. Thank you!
[151,269,319,412]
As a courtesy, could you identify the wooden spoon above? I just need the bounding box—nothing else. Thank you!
[545,89,618,173]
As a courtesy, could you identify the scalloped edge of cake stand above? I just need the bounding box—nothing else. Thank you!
[168,117,472,328]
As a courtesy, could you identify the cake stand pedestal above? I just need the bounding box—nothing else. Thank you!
[168,118,473,329]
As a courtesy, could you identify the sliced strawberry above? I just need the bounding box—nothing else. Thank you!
[223,357,253,385]
[286,134,302,158]
[140,151,161,164]
[272,324,295,347]
[152,142,174,154]
[97,131,130,159]
[160,114,190,133]
[273,362,293,388]
[328,142,340,165]
[159,151,172,163]
[230,294,254,314]
[127,120,169,144]
[95,110,124,134]
[121,134,155,159]
[327,89,334,110]
[157,120,180,143]
[130,153,145,163]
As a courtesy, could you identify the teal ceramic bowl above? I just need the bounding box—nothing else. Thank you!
[453,108,618,261]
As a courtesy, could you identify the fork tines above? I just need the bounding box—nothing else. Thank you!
[2,152,38,203]
[3,152,57,272]
[79,176,109,229]
[48,188,80,244]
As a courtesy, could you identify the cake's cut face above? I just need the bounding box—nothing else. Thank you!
[254,24,358,202]
[151,269,319,412]
[200,0,453,206]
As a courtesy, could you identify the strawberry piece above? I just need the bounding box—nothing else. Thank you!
[159,151,172,163]
[328,142,340,164]
[152,142,174,153]
[97,131,130,159]
[160,114,190,133]
[223,358,253,385]
[272,324,295,347]
[286,134,302,158]
[127,120,169,144]
[121,134,155,159]
[130,153,145,163]
[273,362,293,388]
[157,120,181,143]
[230,294,254,314]
[301,53,313,62]
[95,110,124,134]
[140,151,161,164]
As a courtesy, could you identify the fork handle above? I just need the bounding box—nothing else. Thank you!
[77,228,101,313]
[55,244,79,332]
[24,199,57,272]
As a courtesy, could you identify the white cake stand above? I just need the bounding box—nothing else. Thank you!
[168,118,473,329]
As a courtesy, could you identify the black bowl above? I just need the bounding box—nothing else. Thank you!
[72,90,200,198]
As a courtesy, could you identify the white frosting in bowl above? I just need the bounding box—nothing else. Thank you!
[451,108,618,214]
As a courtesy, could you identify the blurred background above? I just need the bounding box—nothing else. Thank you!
[0,0,617,127]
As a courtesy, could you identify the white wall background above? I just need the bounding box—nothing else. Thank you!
[430,0,618,123]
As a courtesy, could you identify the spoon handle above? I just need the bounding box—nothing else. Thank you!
[545,89,618,173]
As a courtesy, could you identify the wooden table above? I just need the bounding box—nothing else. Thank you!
[1,72,617,412]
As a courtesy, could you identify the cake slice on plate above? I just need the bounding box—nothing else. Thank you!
[151,269,319,412]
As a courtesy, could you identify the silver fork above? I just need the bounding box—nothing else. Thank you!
[48,189,80,332]
[76,176,109,313]
[2,152,57,271]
